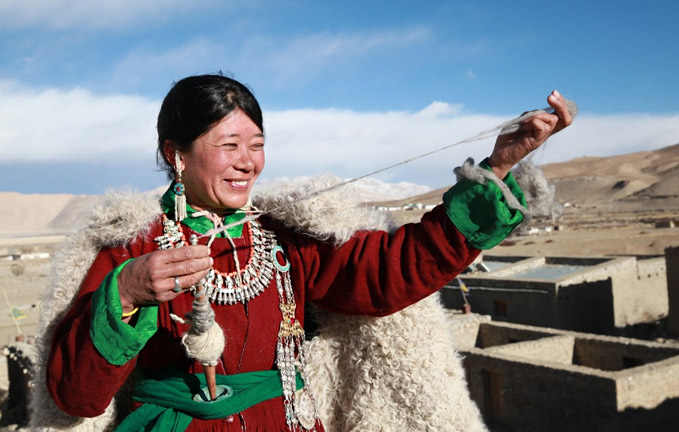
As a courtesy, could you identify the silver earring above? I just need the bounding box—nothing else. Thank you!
[173,149,187,222]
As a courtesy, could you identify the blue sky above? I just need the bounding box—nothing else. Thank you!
[1,0,678,194]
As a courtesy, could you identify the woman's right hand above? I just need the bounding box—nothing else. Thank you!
[117,245,212,311]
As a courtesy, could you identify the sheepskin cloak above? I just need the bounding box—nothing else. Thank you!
[30,177,487,432]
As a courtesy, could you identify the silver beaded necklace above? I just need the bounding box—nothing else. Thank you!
[155,215,279,305]
[154,213,320,430]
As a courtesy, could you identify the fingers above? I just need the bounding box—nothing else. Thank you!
[547,89,573,132]
[168,269,210,293]
[520,113,558,148]
[153,253,212,297]
[153,245,212,278]
[162,245,211,263]
[489,90,574,176]
[119,246,213,306]
[523,113,558,131]
[163,255,213,280]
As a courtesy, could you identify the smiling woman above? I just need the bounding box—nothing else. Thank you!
[156,75,266,212]
[33,73,572,431]
[164,109,265,212]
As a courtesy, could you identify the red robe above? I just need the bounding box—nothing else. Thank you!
[47,205,478,431]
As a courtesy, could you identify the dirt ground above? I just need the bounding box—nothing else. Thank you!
[3,201,677,353]
[0,204,677,430]
[2,146,676,428]
[390,201,679,258]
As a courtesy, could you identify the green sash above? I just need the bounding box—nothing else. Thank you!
[115,368,303,432]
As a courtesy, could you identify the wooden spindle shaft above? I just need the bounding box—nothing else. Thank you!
[190,234,218,401]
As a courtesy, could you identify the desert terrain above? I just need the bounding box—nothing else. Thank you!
[1,143,678,346]
[0,143,677,428]
[385,143,679,257]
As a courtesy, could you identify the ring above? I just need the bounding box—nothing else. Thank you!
[173,277,182,293]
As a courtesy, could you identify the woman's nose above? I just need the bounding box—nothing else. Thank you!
[234,151,254,171]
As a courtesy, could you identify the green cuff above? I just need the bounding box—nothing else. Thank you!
[90,259,159,366]
[443,158,526,250]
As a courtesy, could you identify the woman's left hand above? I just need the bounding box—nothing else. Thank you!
[488,90,573,179]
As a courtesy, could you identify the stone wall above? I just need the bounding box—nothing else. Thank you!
[486,335,575,365]
[442,278,616,333]
[441,281,558,328]
[555,279,615,332]
[445,254,668,332]
[456,321,679,432]
[667,247,679,335]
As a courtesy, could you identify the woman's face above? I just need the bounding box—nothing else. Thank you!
[176,109,265,211]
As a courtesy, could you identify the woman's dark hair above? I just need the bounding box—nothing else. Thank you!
[156,73,264,179]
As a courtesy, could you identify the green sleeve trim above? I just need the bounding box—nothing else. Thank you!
[90,259,159,366]
[443,158,526,250]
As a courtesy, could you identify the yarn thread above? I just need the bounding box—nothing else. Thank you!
[202,99,578,239]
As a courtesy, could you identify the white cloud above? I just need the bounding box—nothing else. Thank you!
[109,38,225,89]
[253,28,431,84]
[2,81,677,188]
[262,108,679,185]
[106,27,431,91]
[0,81,158,161]
[0,0,209,30]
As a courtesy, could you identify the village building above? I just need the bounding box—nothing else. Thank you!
[450,317,679,432]
[441,254,668,333]
[665,246,679,335]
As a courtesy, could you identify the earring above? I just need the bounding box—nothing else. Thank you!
[173,149,187,222]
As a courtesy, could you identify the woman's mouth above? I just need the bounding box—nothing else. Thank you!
[227,180,248,188]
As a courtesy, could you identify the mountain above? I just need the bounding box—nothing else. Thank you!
[542,143,679,205]
[0,192,92,237]
[254,175,430,203]
[0,176,430,236]
[2,143,678,236]
[373,143,679,207]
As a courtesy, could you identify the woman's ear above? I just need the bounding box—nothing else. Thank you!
[162,140,183,171]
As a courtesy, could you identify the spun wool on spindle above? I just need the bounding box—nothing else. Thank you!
[181,297,225,367]
[30,182,488,431]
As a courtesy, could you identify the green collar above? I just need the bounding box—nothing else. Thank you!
[160,184,246,238]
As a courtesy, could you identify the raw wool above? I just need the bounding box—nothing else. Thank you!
[305,297,487,432]
[31,177,487,432]
[455,158,529,221]
[253,174,396,245]
[513,158,563,221]
[30,190,162,431]
[257,176,486,432]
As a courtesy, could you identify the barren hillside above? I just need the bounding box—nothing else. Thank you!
[2,143,678,245]
[374,143,679,256]
[543,143,679,206]
[0,192,94,237]
[374,143,679,208]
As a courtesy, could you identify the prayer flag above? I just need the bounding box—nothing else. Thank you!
[11,307,26,321]
[457,278,469,293]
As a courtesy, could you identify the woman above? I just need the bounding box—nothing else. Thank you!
[35,74,572,431]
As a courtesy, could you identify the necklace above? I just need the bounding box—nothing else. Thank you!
[155,212,320,430]
[155,214,279,305]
